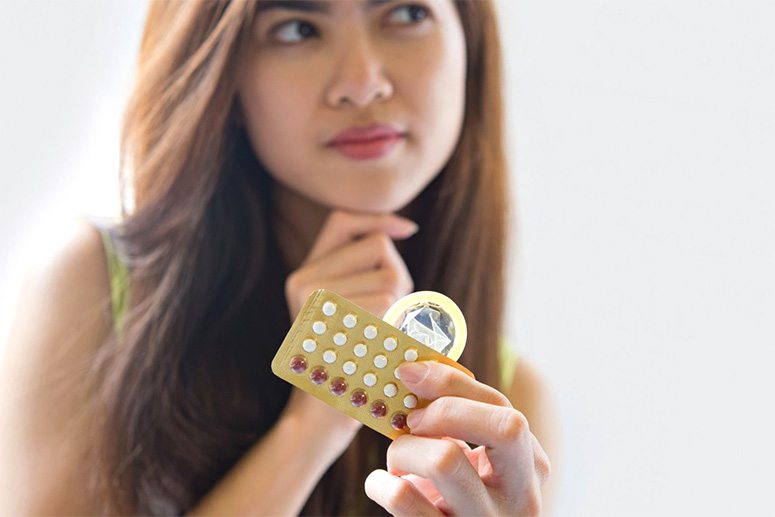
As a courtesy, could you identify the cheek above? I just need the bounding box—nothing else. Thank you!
[399,33,466,171]
[240,66,315,174]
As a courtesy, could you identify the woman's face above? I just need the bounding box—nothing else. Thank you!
[237,0,466,214]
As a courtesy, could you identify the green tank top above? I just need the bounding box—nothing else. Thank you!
[97,227,517,390]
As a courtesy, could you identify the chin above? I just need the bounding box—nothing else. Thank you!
[326,190,416,215]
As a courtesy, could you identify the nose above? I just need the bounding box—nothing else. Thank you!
[324,30,394,109]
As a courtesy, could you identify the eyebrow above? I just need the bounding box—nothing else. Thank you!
[255,0,396,15]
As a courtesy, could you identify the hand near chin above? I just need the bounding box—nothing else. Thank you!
[283,209,418,450]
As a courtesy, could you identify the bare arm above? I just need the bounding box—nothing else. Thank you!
[0,221,359,515]
[0,221,111,514]
[507,357,561,516]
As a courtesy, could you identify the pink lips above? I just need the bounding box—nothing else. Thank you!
[328,124,406,160]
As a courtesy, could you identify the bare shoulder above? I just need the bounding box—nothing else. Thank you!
[0,219,111,513]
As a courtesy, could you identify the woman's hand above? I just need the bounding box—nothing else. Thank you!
[364,361,551,516]
[281,209,418,453]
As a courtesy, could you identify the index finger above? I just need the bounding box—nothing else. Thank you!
[397,361,513,408]
[305,210,418,264]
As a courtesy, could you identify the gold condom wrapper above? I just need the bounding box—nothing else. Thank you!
[271,289,473,440]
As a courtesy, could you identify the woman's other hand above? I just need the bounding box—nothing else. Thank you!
[364,361,551,516]
[281,209,418,452]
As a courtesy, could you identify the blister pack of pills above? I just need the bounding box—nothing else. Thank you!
[271,288,473,440]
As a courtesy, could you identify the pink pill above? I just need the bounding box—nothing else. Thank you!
[290,355,307,373]
[310,366,328,385]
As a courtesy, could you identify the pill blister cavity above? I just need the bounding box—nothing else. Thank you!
[310,366,328,385]
[343,360,357,375]
[323,350,337,364]
[351,389,368,407]
[403,394,418,409]
[312,321,326,335]
[373,354,388,369]
[364,325,378,339]
[290,355,307,373]
[354,343,368,357]
[404,348,418,361]
[383,383,397,397]
[322,301,337,316]
[302,339,317,352]
[363,373,377,387]
[391,412,408,430]
[370,400,388,418]
[330,377,347,396]
[383,337,397,351]
[333,332,347,346]
[343,313,357,328]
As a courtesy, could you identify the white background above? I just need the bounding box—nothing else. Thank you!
[1,1,773,515]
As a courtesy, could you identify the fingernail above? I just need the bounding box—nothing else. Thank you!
[397,362,429,384]
[401,220,419,235]
[407,408,425,429]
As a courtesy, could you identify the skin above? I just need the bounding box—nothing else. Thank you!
[238,0,555,514]
[0,1,557,514]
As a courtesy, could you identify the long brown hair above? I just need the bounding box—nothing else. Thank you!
[89,0,508,513]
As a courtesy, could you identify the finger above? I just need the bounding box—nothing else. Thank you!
[531,433,552,484]
[350,293,407,319]
[365,469,443,517]
[404,396,536,496]
[387,434,495,516]
[304,233,413,291]
[291,268,406,301]
[397,361,513,408]
[399,474,454,515]
[306,210,418,264]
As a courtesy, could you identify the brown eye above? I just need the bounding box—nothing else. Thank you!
[272,20,318,44]
[386,4,430,26]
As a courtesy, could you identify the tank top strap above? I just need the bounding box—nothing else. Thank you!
[90,219,130,336]
[499,336,518,391]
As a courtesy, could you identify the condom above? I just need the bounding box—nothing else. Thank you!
[382,291,467,362]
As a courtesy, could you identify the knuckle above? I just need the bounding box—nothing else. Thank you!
[520,485,543,516]
[386,478,419,515]
[378,292,396,310]
[285,271,302,294]
[381,268,401,290]
[496,409,529,442]
[535,448,552,482]
[429,440,465,478]
[373,232,393,252]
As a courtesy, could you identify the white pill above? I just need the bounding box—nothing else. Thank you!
[364,325,378,339]
[343,314,357,328]
[383,383,397,397]
[323,350,337,364]
[354,344,368,357]
[404,348,418,361]
[333,332,347,346]
[403,395,418,409]
[394,368,401,379]
[363,373,377,387]
[373,354,388,369]
[302,339,317,352]
[322,301,337,316]
[383,337,397,351]
[343,361,357,375]
[312,321,326,335]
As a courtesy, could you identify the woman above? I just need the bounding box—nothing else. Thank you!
[0,0,557,514]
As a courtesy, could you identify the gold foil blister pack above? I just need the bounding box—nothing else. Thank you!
[271,288,471,439]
